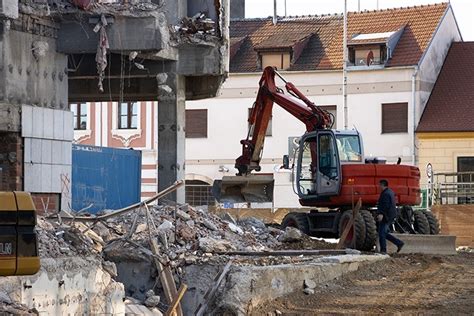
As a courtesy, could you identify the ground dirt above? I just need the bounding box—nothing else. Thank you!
[252,253,474,315]
[275,235,336,250]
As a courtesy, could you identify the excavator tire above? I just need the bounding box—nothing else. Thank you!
[422,210,440,235]
[413,209,430,234]
[360,210,377,251]
[281,212,310,235]
[338,210,366,250]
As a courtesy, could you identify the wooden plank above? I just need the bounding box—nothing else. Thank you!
[215,249,357,256]
[336,198,362,249]
[165,283,188,316]
[56,180,184,222]
[195,260,233,316]
[150,239,183,316]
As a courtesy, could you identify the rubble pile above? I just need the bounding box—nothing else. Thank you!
[36,217,101,258]
[96,204,283,268]
[173,12,219,44]
[177,12,216,35]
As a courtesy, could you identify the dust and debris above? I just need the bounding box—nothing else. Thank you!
[19,0,164,18]
[172,12,220,45]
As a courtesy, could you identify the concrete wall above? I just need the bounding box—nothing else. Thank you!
[181,255,386,315]
[0,257,125,315]
[0,28,67,110]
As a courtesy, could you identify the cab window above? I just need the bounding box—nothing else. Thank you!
[336,135,362,162]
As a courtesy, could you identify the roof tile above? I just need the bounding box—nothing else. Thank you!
[230,3,449,72]
[417,42,474,133]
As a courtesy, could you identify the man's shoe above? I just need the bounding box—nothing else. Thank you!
[396,242,405,253]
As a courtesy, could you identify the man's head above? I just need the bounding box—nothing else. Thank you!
[379,179,389,190]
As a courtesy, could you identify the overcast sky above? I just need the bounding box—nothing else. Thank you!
[245,0,473,40]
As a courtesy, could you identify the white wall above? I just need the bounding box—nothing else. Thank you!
[187,7,461,208]
[186,67,422,208]
[22,105,73,210]
[417,5,462,121]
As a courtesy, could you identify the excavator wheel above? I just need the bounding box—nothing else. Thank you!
[413,209,430,234]
[338,210,366,250]
[359,210,377,251]
[422,210,440,235]
[281,212,310,235]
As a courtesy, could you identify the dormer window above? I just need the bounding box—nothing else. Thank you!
[261,51,291,70]
[347,26,404,67]
[254,33,313,71]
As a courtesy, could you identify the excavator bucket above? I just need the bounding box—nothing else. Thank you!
[212,175,275,203]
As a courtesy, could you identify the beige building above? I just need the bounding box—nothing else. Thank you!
[417,42,474,192]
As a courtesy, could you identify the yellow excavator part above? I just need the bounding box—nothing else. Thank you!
[0,191,40,276]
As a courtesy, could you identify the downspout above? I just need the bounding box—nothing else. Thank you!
[411,66,419,166]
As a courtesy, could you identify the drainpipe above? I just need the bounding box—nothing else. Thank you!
[343,0,348,129]
[412,66,419,166]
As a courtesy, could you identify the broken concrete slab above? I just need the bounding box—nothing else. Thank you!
[144,295,161,308]
[0,257,125,315]
[208,254,388,315]
[278,227,303,243]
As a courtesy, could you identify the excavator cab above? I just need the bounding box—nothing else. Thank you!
[296,130,342,200]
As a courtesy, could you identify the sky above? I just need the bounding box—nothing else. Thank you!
[245,0,474,41]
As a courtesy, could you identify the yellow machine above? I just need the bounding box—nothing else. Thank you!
[0,192,40,276]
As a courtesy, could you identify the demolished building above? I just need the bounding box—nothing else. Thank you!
[0,0,231,213]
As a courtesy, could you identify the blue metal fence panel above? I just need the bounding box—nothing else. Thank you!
[72,145,142,214]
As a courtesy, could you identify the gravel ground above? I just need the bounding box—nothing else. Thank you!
[253,252,474,315]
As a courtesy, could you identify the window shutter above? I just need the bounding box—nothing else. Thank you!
[186,109,208,138]
[382,103,408,133]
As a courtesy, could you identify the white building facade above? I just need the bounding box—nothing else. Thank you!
[185,4,462,208]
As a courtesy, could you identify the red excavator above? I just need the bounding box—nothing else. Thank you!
[213,66,440,251]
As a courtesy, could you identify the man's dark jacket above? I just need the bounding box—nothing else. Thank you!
[377,188,397,223]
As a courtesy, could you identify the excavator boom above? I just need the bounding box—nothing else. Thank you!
[214,66,334,203]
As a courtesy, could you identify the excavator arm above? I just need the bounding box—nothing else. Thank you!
[213,66,334,203]
[235,66,334,175]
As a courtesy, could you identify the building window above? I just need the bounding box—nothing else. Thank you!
[118,102,138,129]
[185,180,215,206]
[248,108,272,136]
[381,102,408,133]
[457,157,474,204]
[185,109,208,138]
[71,103,88,130]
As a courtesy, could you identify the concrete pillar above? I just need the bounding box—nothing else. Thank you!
[157,72,186,202]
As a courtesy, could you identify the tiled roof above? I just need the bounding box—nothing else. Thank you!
[229,3,449,72]
[417,42,474,133]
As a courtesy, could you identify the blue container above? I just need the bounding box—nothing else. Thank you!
[72,145,142,214]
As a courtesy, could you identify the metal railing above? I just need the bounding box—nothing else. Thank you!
[432,172,474,205]
[185,184,215,207]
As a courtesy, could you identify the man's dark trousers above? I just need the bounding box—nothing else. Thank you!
[378,221,403,253]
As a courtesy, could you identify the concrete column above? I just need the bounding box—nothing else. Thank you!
[157,72,186,202]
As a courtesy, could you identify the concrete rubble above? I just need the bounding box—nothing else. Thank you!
[1,200,386,314]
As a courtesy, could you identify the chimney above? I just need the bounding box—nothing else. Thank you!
[273,0,277,25]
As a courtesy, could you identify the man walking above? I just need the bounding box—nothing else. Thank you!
[376,179,404,254]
